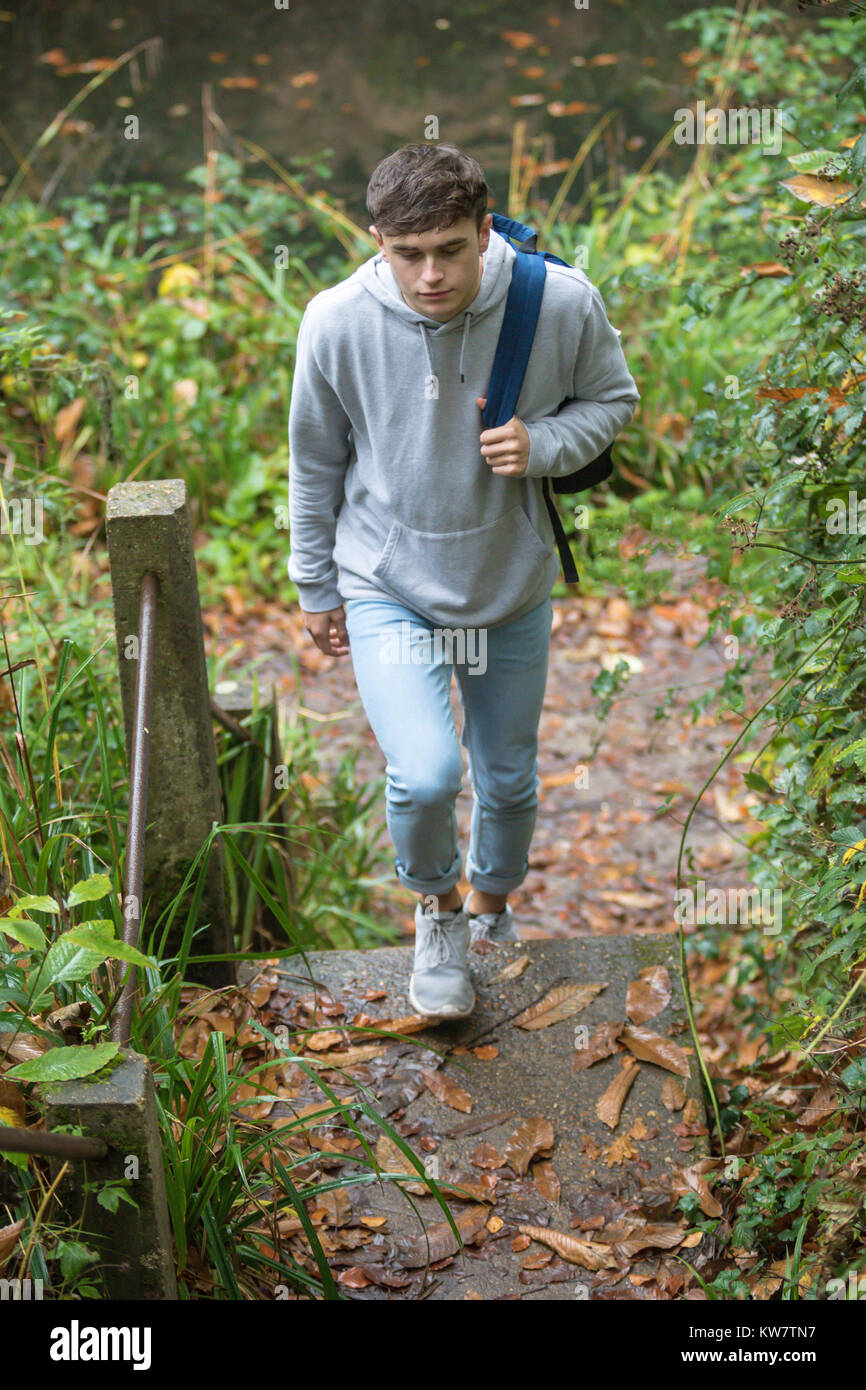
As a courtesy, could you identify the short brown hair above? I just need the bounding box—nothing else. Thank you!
[366,143,490,237]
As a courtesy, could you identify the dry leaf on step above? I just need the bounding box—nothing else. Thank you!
[399,1204,489,1267]
[514,981,606,1030]
[661,1076,687,1110]
[626,965,672,1023]
[572,1019,624,1074]
[533,1161,561,1203]
[420,1068,474,1113]
[619,1024,691,1076]
[374,1135,429,1193]
[603,1133,637,1166]
[503,1116,555,1174]
[492,953,530,981]
[614,1222,687,1258]
[596,1061,640,1129]
[517,1225,617,1270]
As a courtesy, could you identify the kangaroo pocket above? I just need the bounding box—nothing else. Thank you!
[371,504,551,627]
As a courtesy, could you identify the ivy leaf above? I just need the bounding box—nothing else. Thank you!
[66,874,114,908]
[6,1041,120,1083]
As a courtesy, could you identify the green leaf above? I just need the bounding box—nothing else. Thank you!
[66,874,114,908]
[744,771,774,795]
[834,739,866,773]
[805,738,846,797]
[63,925,153,969]
[38,935,108,989]
[6,1041,120,1083]
[0,918,46,952]
[56,1239,99,1280]
[14,894,60,915]
[850,132,866,179]
[786,149,848,177]
[0,1116,29,1169]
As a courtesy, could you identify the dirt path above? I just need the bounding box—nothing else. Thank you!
[207,549,768,943]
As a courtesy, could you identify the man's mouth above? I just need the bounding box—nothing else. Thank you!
[420,290,450,298]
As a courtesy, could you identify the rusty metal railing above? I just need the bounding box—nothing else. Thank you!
[110,569,159,1046]
[0,1127,108,1160]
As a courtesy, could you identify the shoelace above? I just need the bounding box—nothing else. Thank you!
[418,914,458,968]
[469,910,507,945]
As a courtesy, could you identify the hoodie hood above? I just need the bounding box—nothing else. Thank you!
[357,227,515,385]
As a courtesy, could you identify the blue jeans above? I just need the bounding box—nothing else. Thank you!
[344,595,553,897]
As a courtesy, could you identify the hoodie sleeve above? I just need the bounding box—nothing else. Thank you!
[522,283,639,480]
[288,307,353,613]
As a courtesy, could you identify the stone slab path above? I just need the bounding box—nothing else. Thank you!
[249,932,709,1300]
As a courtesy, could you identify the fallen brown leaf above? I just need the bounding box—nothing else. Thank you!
[469,1142,502,1170]
[603,1133,638,1166]
[420,1068,473,1114]
[533,1160,561,1203]
[619,1024,691,1077]
[596,1062,640,1129]
[514,981,606,1030]
[572,1019,624,1073]
[491,953,530,982]
[503,1116,555,1174]
[518,1225,618,1269]
[661,1076,687,1111]
[399,1205,489,1267]
[626,966,672,1023]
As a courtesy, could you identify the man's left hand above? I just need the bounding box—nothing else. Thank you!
[476,396,530,478]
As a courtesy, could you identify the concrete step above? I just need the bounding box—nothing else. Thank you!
[261,932,709,1300]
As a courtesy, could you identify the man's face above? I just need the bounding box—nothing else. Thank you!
[369,212,493,322]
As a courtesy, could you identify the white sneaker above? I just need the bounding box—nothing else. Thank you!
[468,902,520,947]
[408,902,475,1020]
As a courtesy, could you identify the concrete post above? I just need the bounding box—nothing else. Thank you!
[106,479,232,985]
[44,1048,177,1300]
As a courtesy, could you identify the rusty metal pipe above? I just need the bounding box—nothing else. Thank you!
[0,1127,108,1160]
[110,569,158,1045]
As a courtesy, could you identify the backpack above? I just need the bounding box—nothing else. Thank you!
[481,212,615,584]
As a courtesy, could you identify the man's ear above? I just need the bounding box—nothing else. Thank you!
[478,212,493,255]
[369,223,386,256]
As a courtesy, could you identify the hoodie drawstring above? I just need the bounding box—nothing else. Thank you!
[416,311,474,388]
[458,311,472,383]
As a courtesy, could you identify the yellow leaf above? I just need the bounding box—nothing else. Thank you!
[158,263,201,297]
[780,174,855,206]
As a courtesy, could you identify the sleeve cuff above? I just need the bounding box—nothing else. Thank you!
[523,420,557,478]
[289,570,344,614]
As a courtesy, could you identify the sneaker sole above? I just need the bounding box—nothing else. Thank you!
[408,976,476,1021]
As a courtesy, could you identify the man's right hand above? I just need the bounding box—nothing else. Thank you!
[301,605,350,657]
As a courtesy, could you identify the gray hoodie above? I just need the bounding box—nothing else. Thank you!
[288,227,639,629]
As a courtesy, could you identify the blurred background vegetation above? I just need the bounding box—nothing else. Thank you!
[1,0,865,1301]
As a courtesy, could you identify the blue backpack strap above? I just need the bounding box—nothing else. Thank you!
[481,246,546,430]
[490,211,538,249]
[483,216,581,584]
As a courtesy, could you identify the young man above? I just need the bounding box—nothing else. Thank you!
[288,143,639,1022]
